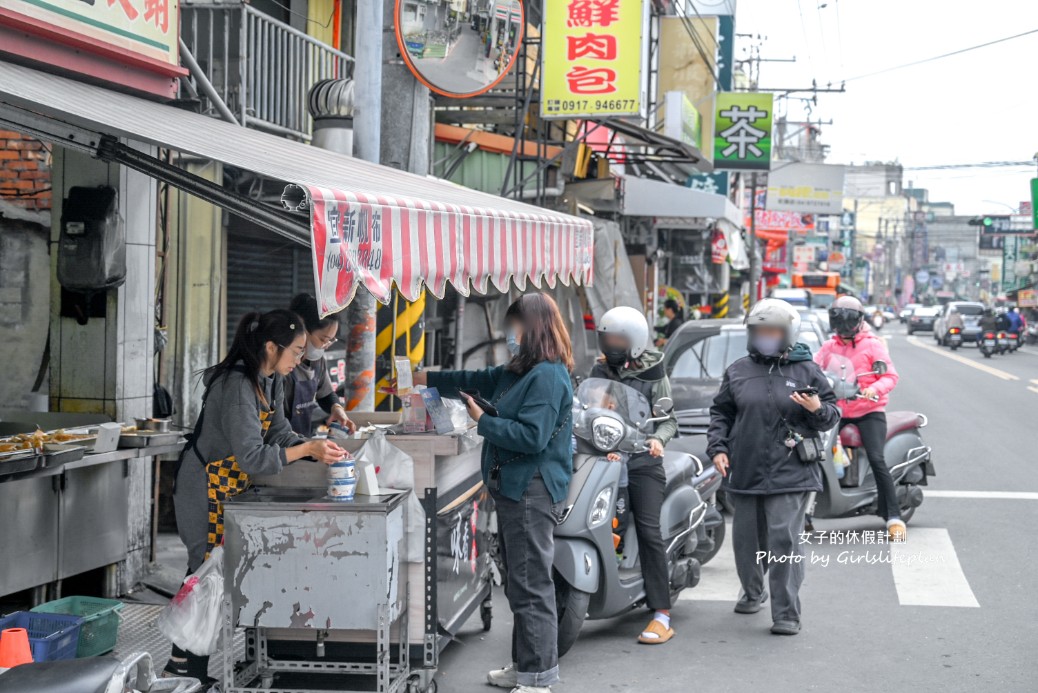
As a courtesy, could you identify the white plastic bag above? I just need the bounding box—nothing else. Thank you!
[354,432,426,562]
[157,546,225,656]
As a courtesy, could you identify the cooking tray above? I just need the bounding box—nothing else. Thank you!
[0,448,42,476]
[41,444,87,469]
[118,432,182,448]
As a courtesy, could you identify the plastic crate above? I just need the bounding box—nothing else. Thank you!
[31,596,123,658]
[0,611,82,662]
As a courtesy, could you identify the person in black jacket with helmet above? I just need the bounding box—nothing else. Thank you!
[707,298,840,636]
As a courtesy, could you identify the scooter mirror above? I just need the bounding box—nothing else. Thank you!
[653,397,674,416]
[872,360,888,375]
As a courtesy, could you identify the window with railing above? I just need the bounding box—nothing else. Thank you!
[180,1,354,141]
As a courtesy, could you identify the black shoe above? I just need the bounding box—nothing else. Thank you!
[734,590,768,614]
[770,620,801,635]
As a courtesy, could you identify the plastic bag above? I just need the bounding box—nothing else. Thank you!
[157,546,225,656]
[354,432,426,562]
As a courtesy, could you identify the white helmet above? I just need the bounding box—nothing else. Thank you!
[745,298,801,351]
[598,306,650,359]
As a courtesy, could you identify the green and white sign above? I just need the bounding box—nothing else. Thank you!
[713,92,773,171]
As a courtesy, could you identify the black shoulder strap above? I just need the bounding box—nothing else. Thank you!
[633,360,667,383]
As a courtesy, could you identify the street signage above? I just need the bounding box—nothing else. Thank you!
[1031,178,1038,230]
[1003,235,1020,291]
[663,91,702,149]
[765,163,845,214]
[541,0,646,119]
[0,0,179,67]
[713,92,774,171]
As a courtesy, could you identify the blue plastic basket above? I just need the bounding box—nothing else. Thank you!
[0,611,83,662]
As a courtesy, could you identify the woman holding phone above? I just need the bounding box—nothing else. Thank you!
[413,293,574,693]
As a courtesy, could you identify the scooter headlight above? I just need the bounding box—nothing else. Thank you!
[588,486,614,529]
[591,416,624,452]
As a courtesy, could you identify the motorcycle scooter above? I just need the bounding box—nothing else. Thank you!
[979,331,998,358]
[552,378,712,657]
[811,358,934,523]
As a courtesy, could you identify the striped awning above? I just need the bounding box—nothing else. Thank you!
[0,61,593,316]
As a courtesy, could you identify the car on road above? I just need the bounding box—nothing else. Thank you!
[906,305,941,334]
[934,301,985,345]
[899,303,922,323]
[662,319,827,436]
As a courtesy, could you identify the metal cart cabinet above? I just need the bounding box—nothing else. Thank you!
[222,488,409,693]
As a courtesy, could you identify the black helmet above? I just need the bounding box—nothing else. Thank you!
[828,295,865,339]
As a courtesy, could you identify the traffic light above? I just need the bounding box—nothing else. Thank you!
[968,216,996,227]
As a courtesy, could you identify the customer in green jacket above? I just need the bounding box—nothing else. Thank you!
[415,293,574,693]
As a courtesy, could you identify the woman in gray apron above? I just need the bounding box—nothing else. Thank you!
[285,293,356,436]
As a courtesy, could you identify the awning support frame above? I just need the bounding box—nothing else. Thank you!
[0,102,310,246]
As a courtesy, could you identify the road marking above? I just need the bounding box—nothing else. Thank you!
[926,490,1038,500]
[1029,386,1038,396]
[891,528,979,608]
[906,336,1019,381]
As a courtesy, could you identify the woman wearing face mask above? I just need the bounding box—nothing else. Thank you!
[591,306,678,645]
[164,309,347,682]
[413,293,574,693]
[284,293,356,436]
[707,299,840,636]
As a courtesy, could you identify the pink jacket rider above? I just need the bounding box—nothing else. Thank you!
[814,329,899,420]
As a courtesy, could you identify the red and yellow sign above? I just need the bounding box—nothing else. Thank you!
[541,0,645,119]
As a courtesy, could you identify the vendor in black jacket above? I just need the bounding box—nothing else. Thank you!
[707,298,840,636]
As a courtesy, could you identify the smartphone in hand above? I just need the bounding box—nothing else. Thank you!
[460,389,499,417]
[792,387,819,397]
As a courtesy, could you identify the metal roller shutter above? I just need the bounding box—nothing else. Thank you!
[226,228,313,346]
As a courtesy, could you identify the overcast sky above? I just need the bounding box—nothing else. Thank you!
[733,0,1038,215]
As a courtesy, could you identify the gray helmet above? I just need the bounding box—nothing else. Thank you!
[745,298,801,351]
[598,306,650,358]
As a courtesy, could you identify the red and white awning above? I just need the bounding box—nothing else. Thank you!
[0,61,595,317]
[300,186,594,316]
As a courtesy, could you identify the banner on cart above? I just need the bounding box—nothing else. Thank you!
[436,486,493,619]
[306,186,595,316]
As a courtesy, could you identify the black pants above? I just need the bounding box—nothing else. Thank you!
[627,462,671,611]
[493,477,560,687]
[841,412,900,521]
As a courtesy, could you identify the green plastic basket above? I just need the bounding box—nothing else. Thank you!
[31,596,123,658]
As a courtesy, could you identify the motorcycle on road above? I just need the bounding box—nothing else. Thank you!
[810,357,934,524]
[552,378,718,657]
[979,331,998,358]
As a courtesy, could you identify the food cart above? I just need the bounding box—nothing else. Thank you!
[219,416,493,693]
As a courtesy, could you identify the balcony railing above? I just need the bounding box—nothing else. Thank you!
[181,1,354,140]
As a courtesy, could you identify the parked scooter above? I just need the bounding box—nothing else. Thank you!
[0,652,201,693]
[980,331,998,358]
[812,357,934,523]
[553,378,713,656]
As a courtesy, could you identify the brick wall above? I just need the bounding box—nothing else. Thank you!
[0,130,51,212]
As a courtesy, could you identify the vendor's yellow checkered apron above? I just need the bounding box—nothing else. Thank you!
[204,408,272,558]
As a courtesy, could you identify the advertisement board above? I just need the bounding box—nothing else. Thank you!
[765,163,845,214]
[0,0,179,67]
[541,0,646,119]
[714,92,773,171]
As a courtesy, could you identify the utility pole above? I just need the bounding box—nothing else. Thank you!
[341,0,385,412]
[748,173,760,308]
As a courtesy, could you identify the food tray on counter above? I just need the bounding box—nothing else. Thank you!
[41,443,87,469]
[0,448,41,476]
[118,431,182,448]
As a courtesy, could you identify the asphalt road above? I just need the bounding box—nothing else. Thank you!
[435,322,1038,693]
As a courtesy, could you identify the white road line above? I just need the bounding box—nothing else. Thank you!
[891,527,979,608]
[926,490,1038,500]
[679,525,740,602]
[906,336,1019,381]
[1028,386,1038,396]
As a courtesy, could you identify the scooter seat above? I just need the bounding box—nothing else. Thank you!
[663,453,697,494]
[0,656,121,693]
[839,425,862,448]
[885,411,922,439]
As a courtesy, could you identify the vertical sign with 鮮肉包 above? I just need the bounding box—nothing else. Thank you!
[541,0,645,119]
[713,92,774,171]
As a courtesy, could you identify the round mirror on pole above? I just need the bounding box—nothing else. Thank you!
[394,0,525,98]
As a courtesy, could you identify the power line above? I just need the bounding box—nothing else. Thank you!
[844,28,1038,82]
[904,161,1035,171]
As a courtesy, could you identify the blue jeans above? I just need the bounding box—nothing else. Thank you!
[493,477,561,687]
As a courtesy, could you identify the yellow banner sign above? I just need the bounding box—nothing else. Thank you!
[3,0,179,66]
[541,0,645,119]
